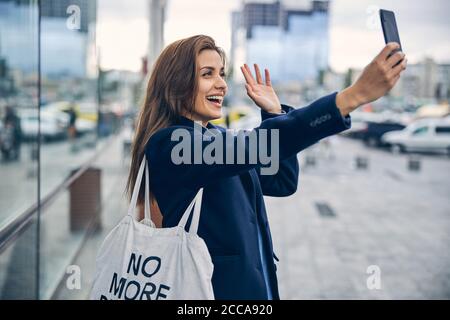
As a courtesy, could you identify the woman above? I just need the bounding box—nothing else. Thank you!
[126,35,407,299]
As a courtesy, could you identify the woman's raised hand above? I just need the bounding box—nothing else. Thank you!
[336,42,408,116]
[240,63,283,114]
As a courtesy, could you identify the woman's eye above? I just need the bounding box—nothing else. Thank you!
[202,71,225,78]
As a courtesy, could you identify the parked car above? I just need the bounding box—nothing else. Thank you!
[75,118,97,135]
[19,109,69,141]
[341,111,409,147]
[362,121,406,147]
[381,118,450,155]
[46,101,97,136]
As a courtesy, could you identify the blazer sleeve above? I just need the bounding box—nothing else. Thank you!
[256,104,300,197]
[146,91,352,189]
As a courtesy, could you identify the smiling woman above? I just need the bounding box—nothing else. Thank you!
[188,49,228,125]
[122,34,407,300]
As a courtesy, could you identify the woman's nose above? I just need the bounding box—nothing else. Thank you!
[215,77,228,91]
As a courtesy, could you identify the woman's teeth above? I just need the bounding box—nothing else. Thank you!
[206,95,222,100]
[206,96,223,107]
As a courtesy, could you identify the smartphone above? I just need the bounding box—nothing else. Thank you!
[379,9,403,64]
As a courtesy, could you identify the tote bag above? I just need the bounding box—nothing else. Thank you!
[90,156,214,300]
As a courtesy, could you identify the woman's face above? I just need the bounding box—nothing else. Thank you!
[191,49,228,124]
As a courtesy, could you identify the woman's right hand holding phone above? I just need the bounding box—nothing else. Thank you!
[336,42,407,116]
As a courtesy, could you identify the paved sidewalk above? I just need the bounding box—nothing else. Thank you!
[268,136,450,299]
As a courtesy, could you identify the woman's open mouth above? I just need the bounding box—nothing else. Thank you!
[206,95,223,108]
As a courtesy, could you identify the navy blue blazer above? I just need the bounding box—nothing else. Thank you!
[145,92,351,300]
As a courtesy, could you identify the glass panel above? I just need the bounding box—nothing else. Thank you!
[0,0,39,299]
[38,0,101,299]
[39,0,99,197]
[0,0,39,230]
[0,216,39,299]
[50,135,129,299]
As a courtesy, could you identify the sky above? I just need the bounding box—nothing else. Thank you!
[97,0,450,73]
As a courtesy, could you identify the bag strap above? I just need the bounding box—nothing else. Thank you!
[177,188,204,235]
[127,156,152,224]
[144,159,151,221]
[129,156,204,234]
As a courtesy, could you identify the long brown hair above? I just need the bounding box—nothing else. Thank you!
[126,35,226,220]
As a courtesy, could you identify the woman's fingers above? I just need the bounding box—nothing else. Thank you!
[241,63,272,87]
[245,84,256,100]
[390,58,408,77]
[265,69,272,86]
[254,64,263,85]
[387,51,405,69]
[379,42,400,61]
[240,66,251,84]
[244,64,256,85]
[240,64,255,85]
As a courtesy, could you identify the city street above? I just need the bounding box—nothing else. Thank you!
[55,133,450,299]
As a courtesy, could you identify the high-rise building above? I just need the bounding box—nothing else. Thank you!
[232,0,330,84]
[39,0,97,78]
[40,0,96,33]
[243,1,281,39]
[391,58,450,102]
[0,1,39,74]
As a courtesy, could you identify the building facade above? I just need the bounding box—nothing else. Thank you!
[232,0,330,84]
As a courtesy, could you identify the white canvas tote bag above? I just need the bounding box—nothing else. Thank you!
[90,156,214,300]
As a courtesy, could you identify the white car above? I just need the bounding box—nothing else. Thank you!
[19,109,69,141]
[381,118,450,155]
[75,118,97,134]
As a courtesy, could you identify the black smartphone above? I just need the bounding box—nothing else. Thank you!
[380,9,403,63]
